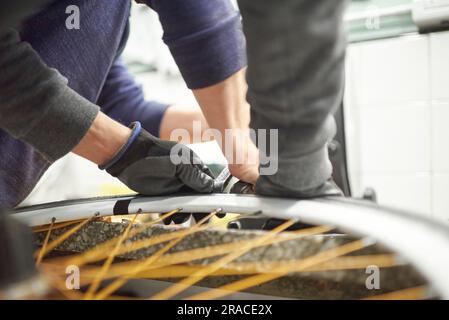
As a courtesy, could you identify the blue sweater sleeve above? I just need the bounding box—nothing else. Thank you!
[139,0,247,89]
[98,58,168,137]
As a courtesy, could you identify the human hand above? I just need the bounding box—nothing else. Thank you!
[226,132,259,185]
[100,122,216,195]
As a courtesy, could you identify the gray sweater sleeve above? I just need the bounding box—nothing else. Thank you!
[0,29,99,162]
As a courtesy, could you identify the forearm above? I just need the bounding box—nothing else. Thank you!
[193,69,250,135]
[158,105,209,143]
[193,68,259,184]
[73,112,131,166]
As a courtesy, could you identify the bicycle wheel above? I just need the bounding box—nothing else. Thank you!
[11,193,449,300]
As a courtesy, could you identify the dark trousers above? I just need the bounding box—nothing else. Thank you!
[238,0,347,194]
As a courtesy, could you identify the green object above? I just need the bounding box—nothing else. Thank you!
[347,0,418,42]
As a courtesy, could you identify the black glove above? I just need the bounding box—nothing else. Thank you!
[100,122,216,195]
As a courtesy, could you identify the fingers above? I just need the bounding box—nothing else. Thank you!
[191,160,214,178]
[229,163,259,185]
[177,163,215,193]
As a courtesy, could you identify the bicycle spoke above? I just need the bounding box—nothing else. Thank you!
[84,210,141,299]
[186,238,375,300]
[35,213,99,262]
[93,209,221,300]
[35,217,55,266]
[364,286,429,300]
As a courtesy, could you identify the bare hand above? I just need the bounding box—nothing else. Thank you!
[226,133,259,185]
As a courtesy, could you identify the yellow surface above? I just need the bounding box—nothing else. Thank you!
[100,183,136,196]
[99,182,237,230]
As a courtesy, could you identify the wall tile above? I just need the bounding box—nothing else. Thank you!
[345,45,363,185]
[360,173,432,216]
[358,103,431,173]
[430,31,449,100]
[432,102,449,172]
[356,36,430,106]
[433,174,449,223]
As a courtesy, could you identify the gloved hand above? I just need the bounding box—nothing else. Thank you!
[100,122,216,195]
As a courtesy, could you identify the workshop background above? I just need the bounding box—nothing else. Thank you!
[22,0,449,224]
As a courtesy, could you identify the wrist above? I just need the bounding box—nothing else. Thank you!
[73,112,132,165]
[193,68,250,135]
[99,122,142,171]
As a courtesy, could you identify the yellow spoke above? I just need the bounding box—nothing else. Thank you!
[33,219,85,233]
[36,217,55,266]
[84,211,141,299]
[51,225,333,285]
[46,253,398,288]
[93,209,221,300]
[62,208,182,267]
[187,238,375,300]
[364,286,429,300]
[152,219,297,300]
[34,213,99,261]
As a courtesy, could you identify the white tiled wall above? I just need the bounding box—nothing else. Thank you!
[432,102,449,172]
[430,31,449,222]
[358,103,431,174]
[356,36,430,105]
[345,31,449,222]
[433,174,449,221]
[430,32,449,100]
